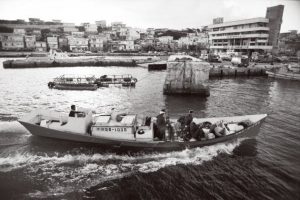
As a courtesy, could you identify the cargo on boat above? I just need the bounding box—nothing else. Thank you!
[19,108,267,152]
[95,74,138,87]
[48,75,98,90]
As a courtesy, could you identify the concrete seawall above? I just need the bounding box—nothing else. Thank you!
[209,66,267,78]
[3,58,137,68]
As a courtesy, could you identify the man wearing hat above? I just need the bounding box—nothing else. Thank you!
[155,109,166,140]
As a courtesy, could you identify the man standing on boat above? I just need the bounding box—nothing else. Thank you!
[69,105,77,117]
[155,109,166,140]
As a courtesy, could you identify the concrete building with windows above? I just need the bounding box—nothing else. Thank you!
[0,34,24,50]
[88,35,105,52]
[67,36,89,52]
[158,36,173,44]
[35,41,47,52]
[47,36,58,50]
[96,20,106,28]
[13,28,26,35]
[25,35,36,50]
[207,5,284,54]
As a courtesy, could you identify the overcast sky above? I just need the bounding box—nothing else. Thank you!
[0,0,299,32]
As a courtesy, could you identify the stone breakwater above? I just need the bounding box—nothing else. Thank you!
[3,58,137,68]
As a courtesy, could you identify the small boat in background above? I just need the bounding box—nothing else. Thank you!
[19,108,267,152]
[266,63,300,81]
[48,75,98,90]
[95,74,138,87]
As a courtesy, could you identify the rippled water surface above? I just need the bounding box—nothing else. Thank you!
[0,58,299,199]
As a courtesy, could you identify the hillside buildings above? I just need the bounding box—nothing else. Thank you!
[0,5,293,55]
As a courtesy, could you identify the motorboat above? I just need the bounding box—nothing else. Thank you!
[266,63,300,81]
[48,75,98,90]
[19,108,267,152]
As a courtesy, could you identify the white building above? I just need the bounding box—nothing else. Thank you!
[88,35,105,52]
[25,35,36,49]
[71,32,85,38]
[96,20,106,28]
[0,34,24,50]
[35,41,47,52]
[63,23,78,33]
[85,24,98,33]
[13,28,26,35]
[67,36,89,52]
[47,36,58,50]
[207,17,273,53]
[158,36,173,44]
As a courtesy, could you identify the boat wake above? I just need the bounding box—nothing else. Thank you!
[0,139,244,198]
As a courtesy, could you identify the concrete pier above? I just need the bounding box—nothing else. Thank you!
[3,57,137,68]
[163,55,211,96]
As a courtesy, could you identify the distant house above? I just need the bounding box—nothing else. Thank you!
[58,38,69,51]
[13,28,26,35]
[63,23,78,33]
[0,34,24,50]
[25,35,36,50]
[84,24,98,33]
[95,20,106,28]
[67,36,89,52]
[47,36,58,50]
[88,35,104,52]
[35,41,47,52]
[71,32,85,38]
[158,36,173,44]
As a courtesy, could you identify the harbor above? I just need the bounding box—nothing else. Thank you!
[0,0,300,200]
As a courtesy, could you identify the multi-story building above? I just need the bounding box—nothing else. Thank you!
[158,36,173,44]
[111,22,126,32]
[71,31,84,38]
[207,5,284,54]
[63,23,78,33]
[208,18,272,54]
[95,20,106,28]
[84,24,98,33]
[88,35,105,52]
[0,34,24,50]
[67,36,89,52]
[47,36,58,50]
[25,35,36,49]
[58,38,69,51]
[13,28,26,35]
[35,41,47,52]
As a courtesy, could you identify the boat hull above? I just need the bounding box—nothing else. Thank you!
[266,71,300,81]
[19,117,265,152]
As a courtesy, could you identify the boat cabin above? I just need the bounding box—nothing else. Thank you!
[91,114,154,141]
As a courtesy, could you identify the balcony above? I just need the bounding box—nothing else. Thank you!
[209,27,270,35]
[209,33,269,40]
[210,45,272,50]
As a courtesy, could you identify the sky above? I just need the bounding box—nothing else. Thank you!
[0,0,299,32]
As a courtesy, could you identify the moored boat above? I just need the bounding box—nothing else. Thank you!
[48,75,98,90]
[266,63,300,81]
[19,108,267,152]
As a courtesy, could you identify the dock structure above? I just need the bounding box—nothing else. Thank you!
[3,57,137,68]
[163,55,211,96]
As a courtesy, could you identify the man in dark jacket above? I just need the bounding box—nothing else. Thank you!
[155,109,166,140]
